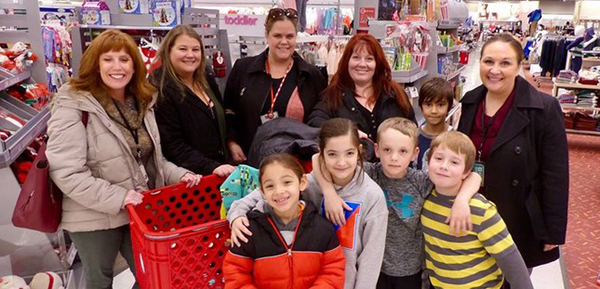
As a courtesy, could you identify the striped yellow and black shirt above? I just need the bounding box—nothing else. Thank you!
[421,190,529,289]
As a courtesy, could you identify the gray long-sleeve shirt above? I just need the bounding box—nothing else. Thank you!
[364,163,432,277]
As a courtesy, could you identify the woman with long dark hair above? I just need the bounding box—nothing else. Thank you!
[308,34,415,140]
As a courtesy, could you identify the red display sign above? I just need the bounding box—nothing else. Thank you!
[359,7,375,28]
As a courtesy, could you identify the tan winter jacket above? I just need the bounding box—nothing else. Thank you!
[46,84,189,232]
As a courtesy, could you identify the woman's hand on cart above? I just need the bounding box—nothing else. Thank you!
[181,173,202,188]
[123,190,144,207]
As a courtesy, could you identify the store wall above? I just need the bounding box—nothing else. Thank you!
[466,1,538,21]
[578,0,600,20]
[466,1,538,28]
[538,1,575,15]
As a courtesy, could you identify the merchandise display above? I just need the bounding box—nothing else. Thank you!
[150,0,182,27]
[119,0,150,14]
[0,43,39,74]
[81,0,111,25]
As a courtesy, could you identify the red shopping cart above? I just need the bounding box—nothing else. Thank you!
[127,175,229,289]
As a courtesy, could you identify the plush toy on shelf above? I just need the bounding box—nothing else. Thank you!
[29,272,64,289]
[0,272,64,289]
[0,42,38,74]
[0,275,29,289]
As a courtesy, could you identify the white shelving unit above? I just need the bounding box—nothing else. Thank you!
[552,81,600,136]
[72,8,231,92]
[444,64,466,81]
[425,20,467,93]
[0,1,77,286]
[436,44,463,54]
[392,69,429,84]
[0,0,46,83]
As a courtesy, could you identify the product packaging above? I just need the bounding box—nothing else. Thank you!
[150,0,182,27]
[383,47,397,69]
[81,1,111,25]
[119,0,150,14]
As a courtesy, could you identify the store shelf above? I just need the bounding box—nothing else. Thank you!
[566,128,600,136]
[437,20,462,30]
[554,82,600,90]
[436,44,462,54]
[582,57,600,63]
[79,24,173,31]
[560,104,600,111]
[443,64,466,81]
[296,35,329,43]
[0,105,50,168]
[0,70,31,91]
[392,69,428,83]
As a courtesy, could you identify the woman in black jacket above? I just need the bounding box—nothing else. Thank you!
[458,33,569,270]
[307,34,415,140]
[223,8,327,160]
[153,25,235,177]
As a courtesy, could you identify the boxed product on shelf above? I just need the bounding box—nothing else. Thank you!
[150,0,182,27]
[395,52,412,71]
[383,47,396,69]
[81,0,111,25]
[119,0,150,14]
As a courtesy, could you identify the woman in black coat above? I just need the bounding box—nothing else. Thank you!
[458,33,569,269]
[153,25,235,177]
[307,34,415,141]
[223,8,327,161]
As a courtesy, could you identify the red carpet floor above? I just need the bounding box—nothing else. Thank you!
[522,68,600,288]
[563,134,600,289]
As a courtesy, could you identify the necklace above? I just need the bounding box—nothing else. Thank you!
[189,82,212,106]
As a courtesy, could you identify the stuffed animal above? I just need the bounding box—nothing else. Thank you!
[0,275,29,289]
[29,272,63,289]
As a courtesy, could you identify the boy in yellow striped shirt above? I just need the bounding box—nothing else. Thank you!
[421,131,533,289]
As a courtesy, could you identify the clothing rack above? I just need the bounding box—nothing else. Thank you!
[534,34,572,87]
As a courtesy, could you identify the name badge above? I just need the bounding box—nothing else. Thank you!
[260,111,279,124]
[473,161,485,187]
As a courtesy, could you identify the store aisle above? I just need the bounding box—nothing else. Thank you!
[562,134,600,289]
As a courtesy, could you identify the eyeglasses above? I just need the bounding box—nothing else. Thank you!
[268,8,298,20]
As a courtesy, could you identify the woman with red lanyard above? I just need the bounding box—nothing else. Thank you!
[223,8,327,162]
[458,33,569,283]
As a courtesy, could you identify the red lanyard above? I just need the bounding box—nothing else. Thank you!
[265,59,293,118]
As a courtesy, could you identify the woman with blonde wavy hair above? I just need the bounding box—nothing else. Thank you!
[152,24,235,177]
[46,29,201,289]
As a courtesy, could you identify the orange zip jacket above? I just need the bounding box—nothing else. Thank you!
[223,202,345,289]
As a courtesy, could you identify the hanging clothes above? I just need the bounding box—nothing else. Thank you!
[539,37,572,77]
[281,0,297,9]
[295,0,307,32]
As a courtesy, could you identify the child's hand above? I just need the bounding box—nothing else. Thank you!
[446,199,473,236]
[230,216,252,247]
[324,192,352,227]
